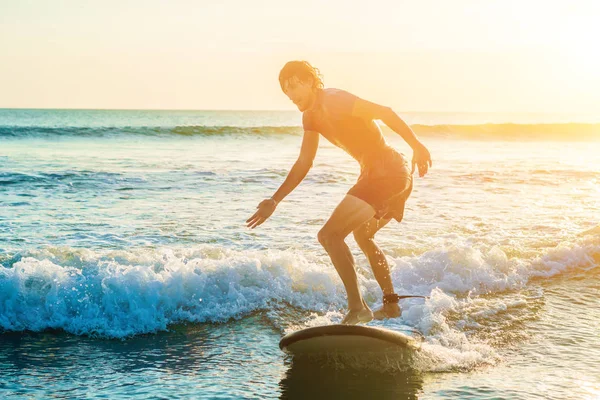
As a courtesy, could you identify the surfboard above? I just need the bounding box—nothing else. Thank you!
[279,324,421,355]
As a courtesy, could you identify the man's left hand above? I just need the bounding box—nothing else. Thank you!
[411,143,432,177]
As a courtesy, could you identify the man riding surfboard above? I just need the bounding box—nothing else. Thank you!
[246,61,432,325]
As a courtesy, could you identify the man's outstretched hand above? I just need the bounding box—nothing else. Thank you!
[411,143,432,177]
[246,198,277,229]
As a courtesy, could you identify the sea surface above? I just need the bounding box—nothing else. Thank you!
[1,108,599,399]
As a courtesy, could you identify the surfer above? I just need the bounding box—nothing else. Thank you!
[246,61,432,325]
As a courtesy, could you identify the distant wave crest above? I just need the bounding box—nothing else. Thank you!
[1,123,599,140]
[407,123,600,140]
[0,125,304,138]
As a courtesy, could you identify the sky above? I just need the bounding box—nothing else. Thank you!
[0,0,599,112]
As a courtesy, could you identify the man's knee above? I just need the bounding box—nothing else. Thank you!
[318,229,343,248]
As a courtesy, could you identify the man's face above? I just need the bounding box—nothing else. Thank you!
[282,76,314,112]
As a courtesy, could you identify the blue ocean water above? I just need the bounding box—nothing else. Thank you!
[1,109,600,399]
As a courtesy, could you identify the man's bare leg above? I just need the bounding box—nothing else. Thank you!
[318,195,376,324]
[353,217,401,319]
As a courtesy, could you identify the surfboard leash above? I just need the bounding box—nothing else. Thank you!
[383,294,429,304]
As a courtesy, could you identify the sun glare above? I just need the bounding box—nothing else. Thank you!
[555,8,600,77]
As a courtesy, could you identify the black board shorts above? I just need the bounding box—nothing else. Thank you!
[347,148,413,223]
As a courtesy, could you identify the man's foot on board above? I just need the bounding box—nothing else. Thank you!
[341,308,374,325]
[373,303,401,320]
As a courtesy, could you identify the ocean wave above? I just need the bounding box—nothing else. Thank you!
[1,236,598,372]
[0,247,343,338]
[1,236,598,340]
[1,123,599,140]
[406,123,600,140]
[0,171,129,186]
[0,125,304,138]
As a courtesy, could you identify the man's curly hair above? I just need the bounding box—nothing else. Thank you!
[279,61,324,91]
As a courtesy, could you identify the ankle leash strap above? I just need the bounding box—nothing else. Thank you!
[383,294,429,304]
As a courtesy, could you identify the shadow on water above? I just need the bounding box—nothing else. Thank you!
[279,355,423,400]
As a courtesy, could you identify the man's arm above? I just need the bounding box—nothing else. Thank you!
[351,98,420,149]
[271,130,319,203]
[351,98,432,176]
[247,130,319,229]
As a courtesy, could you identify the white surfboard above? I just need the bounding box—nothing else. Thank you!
[279,324,421,355]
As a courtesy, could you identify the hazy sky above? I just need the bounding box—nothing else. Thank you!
[0,0,598,112]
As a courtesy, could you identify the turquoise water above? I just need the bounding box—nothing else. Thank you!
[1,109,600,398]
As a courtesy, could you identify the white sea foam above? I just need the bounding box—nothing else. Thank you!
[0,246,346,337]
[1,235,598,370]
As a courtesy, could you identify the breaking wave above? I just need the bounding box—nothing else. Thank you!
[2,123,599,140]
